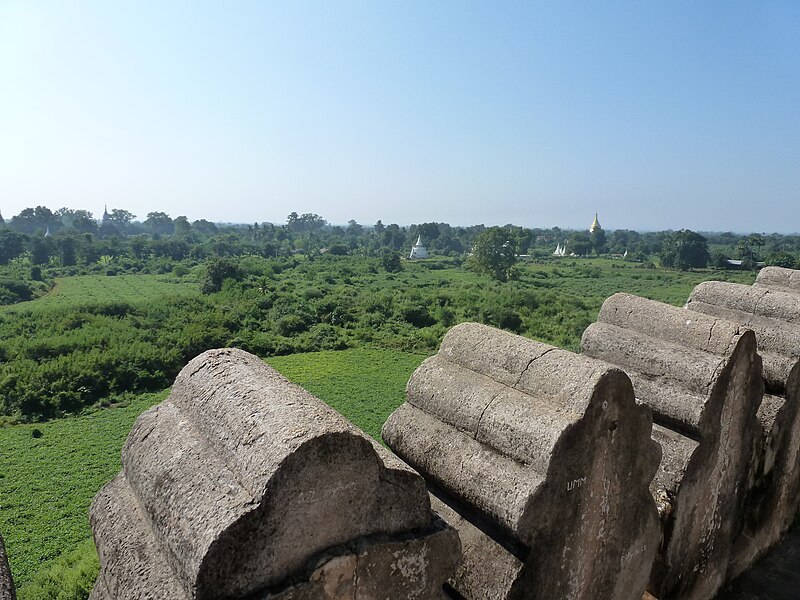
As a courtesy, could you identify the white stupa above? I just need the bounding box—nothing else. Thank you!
[553,242,567,257]
[409,235,428,259]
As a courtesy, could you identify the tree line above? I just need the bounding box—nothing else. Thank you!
[0,205,798,293]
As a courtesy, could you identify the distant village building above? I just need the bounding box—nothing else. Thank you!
[409,235,428,259]
[590,213,601,233]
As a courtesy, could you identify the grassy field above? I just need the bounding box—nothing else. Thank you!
[0,348,425,595]
[0,393,167,591]
[269,347,428,439]
[1,274,198,313]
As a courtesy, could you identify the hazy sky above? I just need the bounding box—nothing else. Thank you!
[1,2,798,232]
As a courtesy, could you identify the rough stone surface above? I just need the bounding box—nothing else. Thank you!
[755,266,800,295]
[687,281,800,392]
[0,533,15,600]
[384,322,661,600]
[91,348,459,599]
[582,293,763,600]
[686,281,800,578]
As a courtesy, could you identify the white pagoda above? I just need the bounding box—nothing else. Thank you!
[553,242,567,257]
[409,235,428,259]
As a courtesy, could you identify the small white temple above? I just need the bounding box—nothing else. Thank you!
[409,235,428,259]
[553,242,567,257]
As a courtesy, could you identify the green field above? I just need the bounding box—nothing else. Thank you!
[2,274,198,313]
[0,348,425,595]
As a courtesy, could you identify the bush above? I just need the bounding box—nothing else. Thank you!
[764,252,798,269]
[200,258,241,294]
[17,538,98,600]
[399,303,436,328]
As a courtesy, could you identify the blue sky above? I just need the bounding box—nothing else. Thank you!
[1,1,798,232]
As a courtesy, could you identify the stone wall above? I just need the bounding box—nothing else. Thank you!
[383,322,661,600]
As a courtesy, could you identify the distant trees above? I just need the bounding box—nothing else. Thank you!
[764,252,798,269]
[468,227,517,281]
[10,206,56,234]
[660,230,710,270]
[287,212,327,234]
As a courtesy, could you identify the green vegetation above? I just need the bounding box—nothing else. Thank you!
[0,393,167,591]
[467,226,518,281]
[0,256,756,423]
[269,348,428,440]
[7,274,197,310]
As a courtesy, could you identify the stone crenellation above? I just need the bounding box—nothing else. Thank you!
[686,277,800,579]
[383,322,661,600]
[89,348,460,600]
[582,293,763,600]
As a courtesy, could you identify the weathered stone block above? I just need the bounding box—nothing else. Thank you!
[91,348,459,599]
[0,533,15,600]
[687,280,800,578]
[755,266,800,295]
[384,322,661,600]
[582,293,763,600]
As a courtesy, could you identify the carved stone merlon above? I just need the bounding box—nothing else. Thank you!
[582,293,763,600]
[755,265,800,295]
[383,322,661,600]
[0,533,15,600]
[687,279,800,578]
[687,281,800,392]
[90,348,460,599]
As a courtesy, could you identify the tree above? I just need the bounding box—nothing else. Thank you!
[764,252,798,269]
[660,229,709,270]
[31,236,54,265]
[380,248,402,273]
[58,236,79,266]
[200,258,241,294]
[468,227,517,281]
[590,226,607,255]
[109,209,136,233]
[0,230,27,265]
[144,212,174,236]
[56,208,98,234]
[346,219,363,237]
[10,206,56,234]
[173,216,192,238]
[569,232,591,256]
